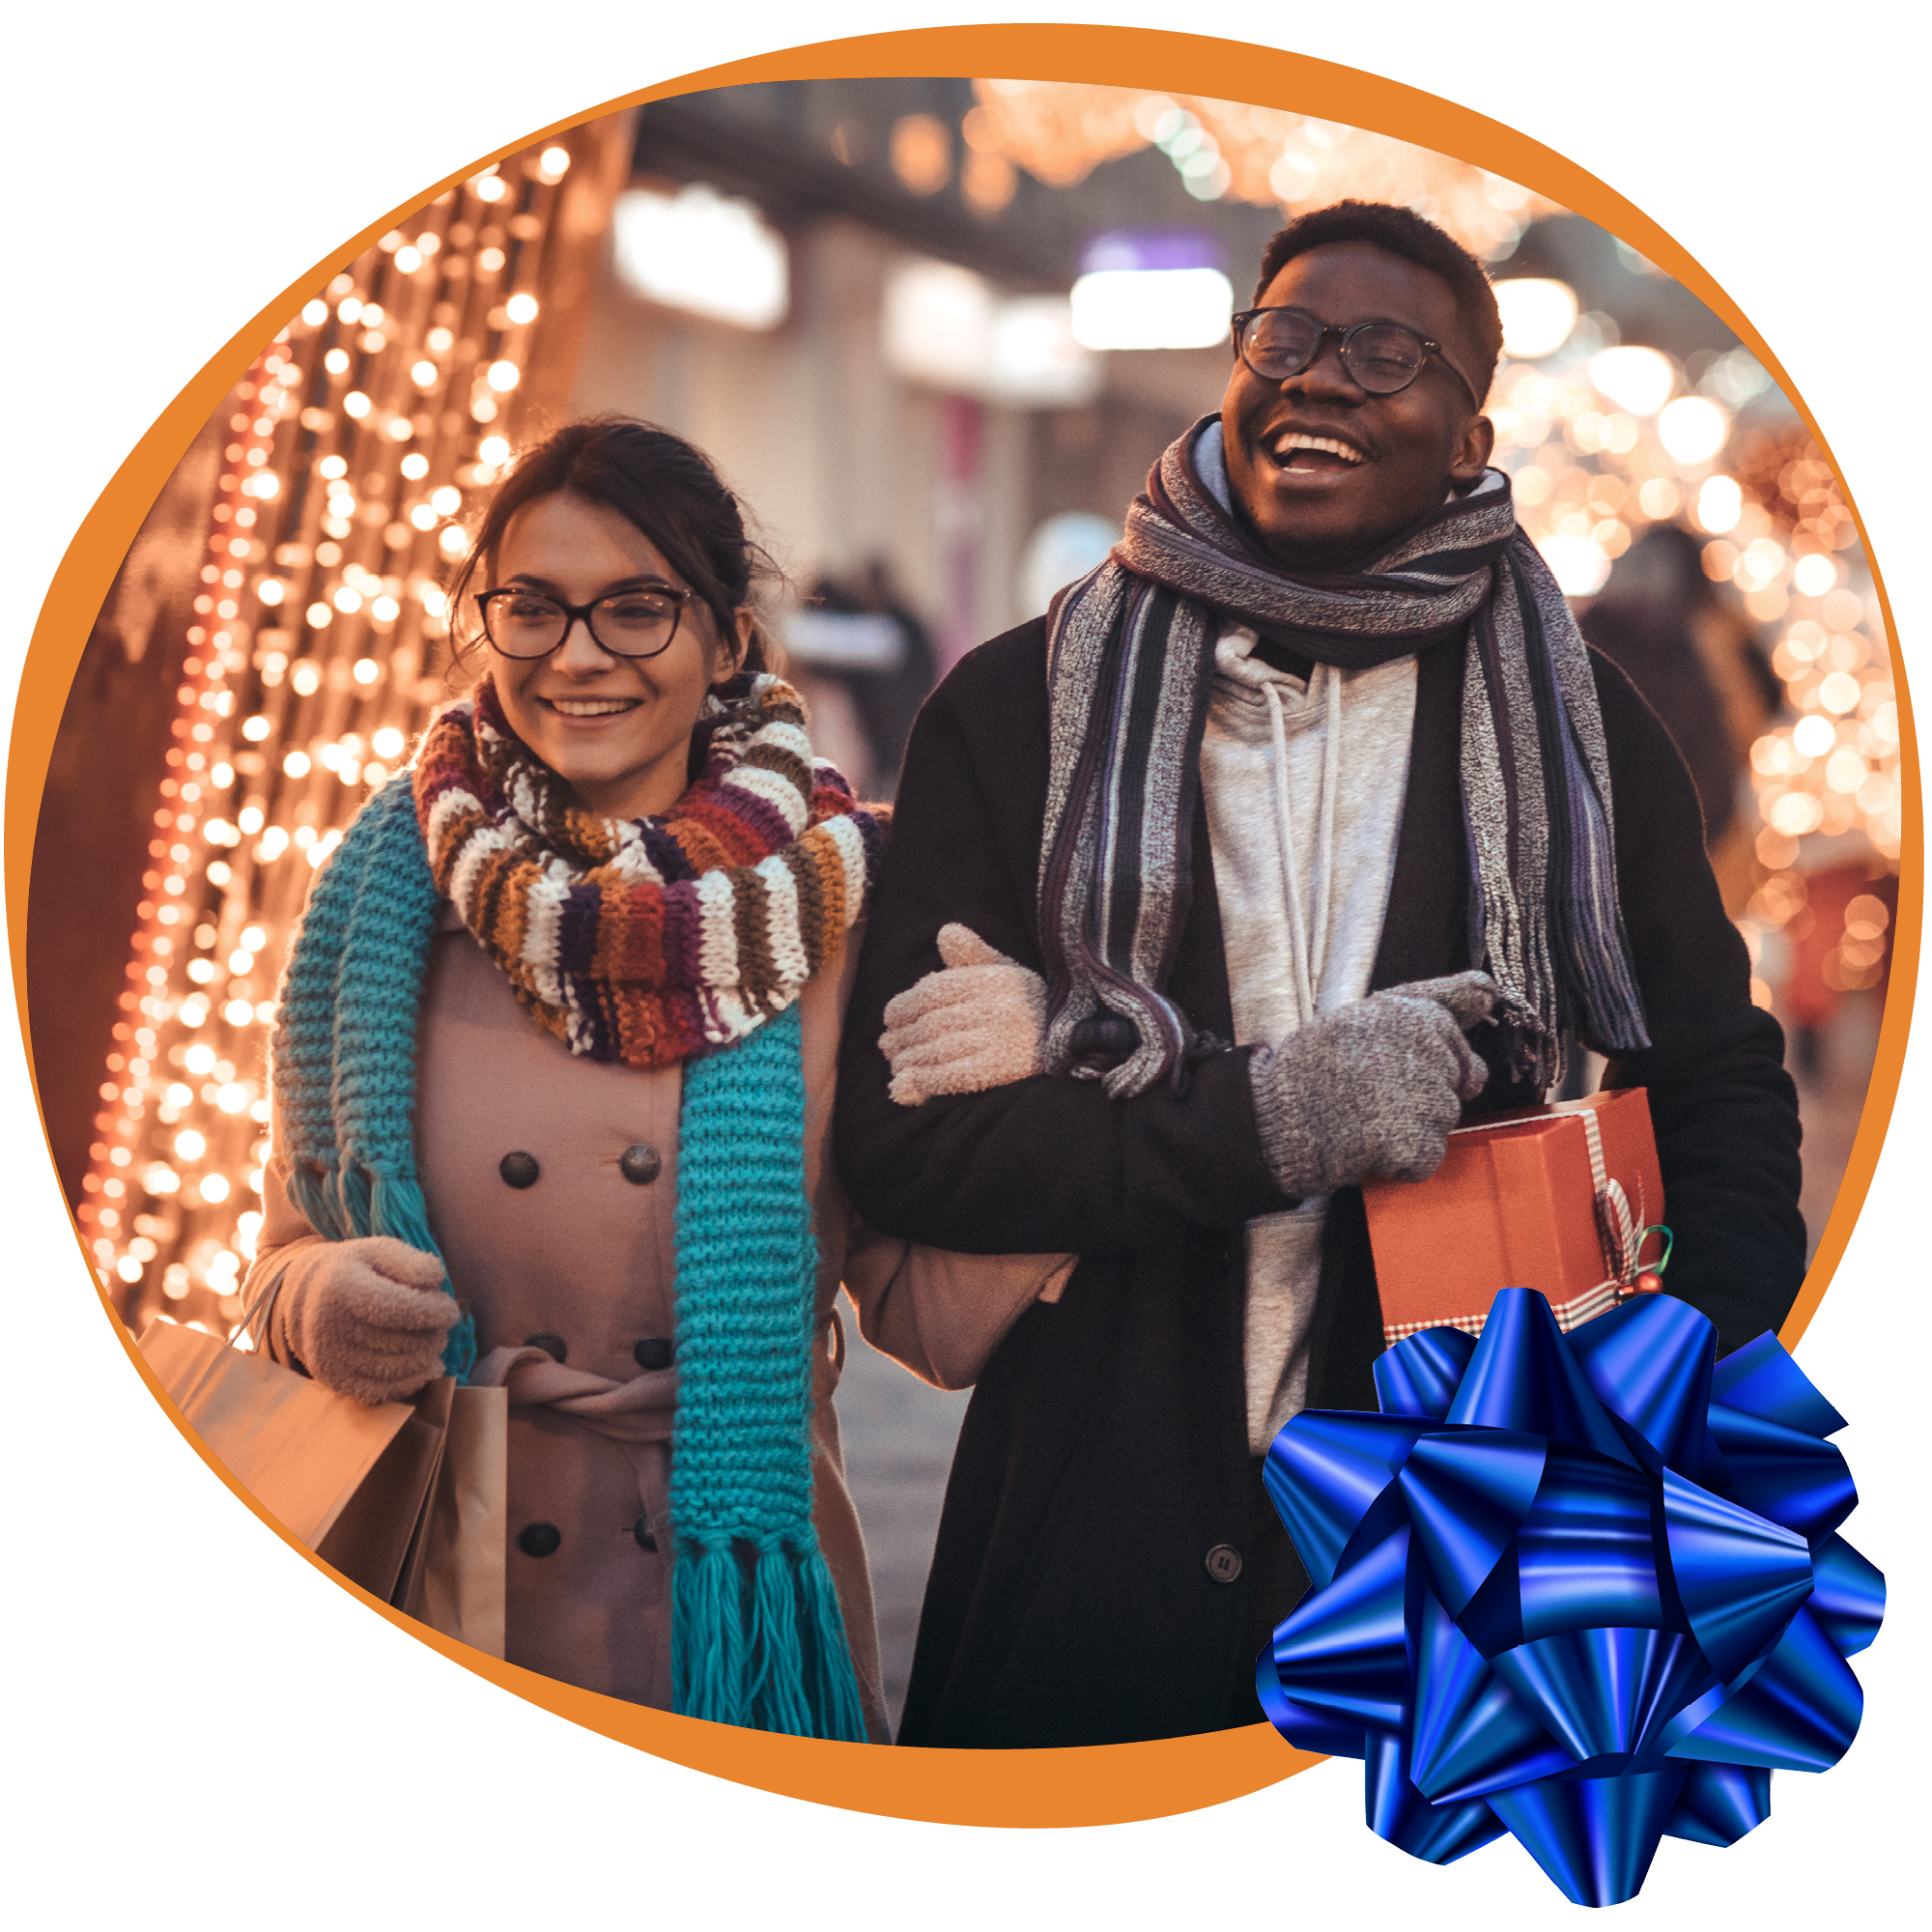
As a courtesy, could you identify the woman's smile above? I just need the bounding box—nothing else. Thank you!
[537,694,644,719]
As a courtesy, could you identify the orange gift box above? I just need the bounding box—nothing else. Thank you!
[1361,1089,1665,1347]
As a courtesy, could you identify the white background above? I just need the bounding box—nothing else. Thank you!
[5,5,1921,1925]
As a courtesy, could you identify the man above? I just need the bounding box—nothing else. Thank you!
[833,202,1805,1749]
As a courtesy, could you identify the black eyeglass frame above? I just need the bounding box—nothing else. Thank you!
[474,582,700,661]
[1230,306,1482,411]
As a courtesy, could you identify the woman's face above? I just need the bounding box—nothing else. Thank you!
[485,490,751,819]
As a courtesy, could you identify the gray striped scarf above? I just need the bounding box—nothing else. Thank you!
[1039,417,1649,1098]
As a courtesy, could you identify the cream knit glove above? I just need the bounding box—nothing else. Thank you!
[274,1236,457,1406]
[1249,970,1498,1199]
[881,923,1048,1106]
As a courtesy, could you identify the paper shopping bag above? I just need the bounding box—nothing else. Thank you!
[136,1319,416,1546]
[402,1384,508,1658]
[134,1320,454,1602]
[314,1374,454,1601]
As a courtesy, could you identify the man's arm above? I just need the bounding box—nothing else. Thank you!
[1591,652,1807,1353]
[834,628,1293,1256]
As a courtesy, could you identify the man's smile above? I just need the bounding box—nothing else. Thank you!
[1268,429,1369,470]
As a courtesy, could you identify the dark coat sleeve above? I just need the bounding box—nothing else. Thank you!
[834,625,1293,1256]
[1588,652,1807,1354]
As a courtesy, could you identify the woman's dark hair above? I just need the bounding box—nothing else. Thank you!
[446,415,782,677]
[1252,200,1505,406]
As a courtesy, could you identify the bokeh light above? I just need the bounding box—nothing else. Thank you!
[1493,279,1579,359]
[1589,346,1674,416]
[1660,395,1731,464]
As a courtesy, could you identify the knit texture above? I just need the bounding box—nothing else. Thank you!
[413,672,886,1068]
[270,765,868,1739]
[669,1000,867,1739]
[1038,417,1650,1097]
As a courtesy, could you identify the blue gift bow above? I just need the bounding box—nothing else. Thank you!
[1258,1288,1885,1908]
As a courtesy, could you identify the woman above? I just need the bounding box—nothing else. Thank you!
[245,417,1064,1742]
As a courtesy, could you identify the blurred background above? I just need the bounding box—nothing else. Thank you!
[32,78,1904,1729]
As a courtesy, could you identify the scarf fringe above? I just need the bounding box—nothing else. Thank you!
[802,1547,870,1741]
[672,1539,750,1728]
[749,1537,810,1733]
[671,1535,867,1741]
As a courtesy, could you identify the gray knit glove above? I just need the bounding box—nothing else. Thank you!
[274,1236,456,1406]
[1248,970,1499,1199]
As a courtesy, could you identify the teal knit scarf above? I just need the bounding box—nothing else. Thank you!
[271,774,868,1741]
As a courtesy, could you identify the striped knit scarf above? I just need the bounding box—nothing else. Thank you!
[412,672,886,1069]
[1041,417,1650,1097]
[270,717,874,1740]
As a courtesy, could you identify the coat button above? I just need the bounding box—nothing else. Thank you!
[525,1333,567,1363]
[634,1337,673,1371]
[633,1513,658,1552]
[517,1522,562,1558]
[619,1143,662,1185]
[1205,1544,1243,1584]
[498,1151,540,1189]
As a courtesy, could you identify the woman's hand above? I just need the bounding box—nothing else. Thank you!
[277,1236,456,1406]
[880,923,1047,1106]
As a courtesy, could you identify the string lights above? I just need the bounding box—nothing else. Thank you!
[86,131,613,1343]
[963,79,1560,256]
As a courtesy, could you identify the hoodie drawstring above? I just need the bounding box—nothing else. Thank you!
[1262,663,1345,1030]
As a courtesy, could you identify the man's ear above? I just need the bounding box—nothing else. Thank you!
[1450,412,1496,485]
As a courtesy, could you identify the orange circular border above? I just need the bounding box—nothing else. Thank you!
[10,24,1918,1830]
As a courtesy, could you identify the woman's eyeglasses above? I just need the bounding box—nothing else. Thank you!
[476,583,697,660]
[1231,306,1481,409]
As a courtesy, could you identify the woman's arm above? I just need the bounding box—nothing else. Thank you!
[841,1218,1076,1391]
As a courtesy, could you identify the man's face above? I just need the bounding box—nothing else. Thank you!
[1219,241,1496,574]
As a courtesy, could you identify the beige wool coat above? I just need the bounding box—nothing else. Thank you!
[249,903,1069,1743]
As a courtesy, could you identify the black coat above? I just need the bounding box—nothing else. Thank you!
[833,618,1806,1749]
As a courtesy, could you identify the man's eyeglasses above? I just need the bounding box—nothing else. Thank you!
[1231,306,1481,409]
[476,582,697,660]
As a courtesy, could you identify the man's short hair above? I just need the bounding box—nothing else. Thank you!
[1252,201,1505,405]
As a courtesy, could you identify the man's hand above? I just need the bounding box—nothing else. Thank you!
[278,1236,457,1405]
[1250,969,1498,1197]
[880,923,1047,1106]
